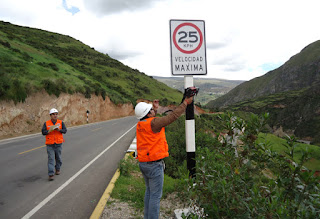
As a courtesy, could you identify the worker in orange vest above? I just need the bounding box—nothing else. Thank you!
[41,108,67,181]
[135,96,193,219]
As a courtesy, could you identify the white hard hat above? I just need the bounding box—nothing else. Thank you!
[135,102,152,119]
[49,108,58,115]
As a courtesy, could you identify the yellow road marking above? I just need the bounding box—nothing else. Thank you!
[90,153,129,219]
[90,169,120,219]
[19,145,46,155]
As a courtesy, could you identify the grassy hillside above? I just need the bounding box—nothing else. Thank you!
[223,82,320,145]
[206,40,320,109]
[154,76,244,106]
[0,21,182,105]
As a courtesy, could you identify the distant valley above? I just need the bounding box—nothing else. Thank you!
[154,76,244,106]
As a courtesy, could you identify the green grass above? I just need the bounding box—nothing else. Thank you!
[258,133,320,170]
[111,172,145,210]
[230,89,306,110]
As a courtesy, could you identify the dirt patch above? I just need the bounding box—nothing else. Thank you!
[101,198,143,219]
[101,192,188,219]
[272,104,286,108]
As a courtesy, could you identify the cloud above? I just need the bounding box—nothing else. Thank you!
[83,0,166,16]
[206,41,229,50]
[212,55,247,72]
[223,63,246,72]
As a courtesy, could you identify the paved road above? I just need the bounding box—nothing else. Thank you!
[0,116,137,219]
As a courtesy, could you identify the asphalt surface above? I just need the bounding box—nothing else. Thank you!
[0,116,137,219]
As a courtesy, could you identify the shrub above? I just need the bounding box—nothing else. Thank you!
[101,89,106,100]
[0,39,11,48]
[77,75,85,81]
[0,75,11,99]
[84,86,92,98]
[179,112,320,218]
[11,79,27,103]
[21,52,33,62]
[42,79,61,97]
[119,156,139,177]
[37,62,59,71]
[48,62,59,71]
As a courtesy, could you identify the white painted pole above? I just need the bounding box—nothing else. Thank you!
[184,75,196,177]
[86,110,89,123]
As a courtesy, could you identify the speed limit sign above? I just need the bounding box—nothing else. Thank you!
[170,20,207,75]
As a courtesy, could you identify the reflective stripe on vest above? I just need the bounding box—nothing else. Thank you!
[45,119,64,145]
[136,117,169,162]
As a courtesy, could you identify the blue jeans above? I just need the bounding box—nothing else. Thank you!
[47,144,62,176]
[139,160,165,219]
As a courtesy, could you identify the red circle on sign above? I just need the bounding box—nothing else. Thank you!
[173,22,203,54]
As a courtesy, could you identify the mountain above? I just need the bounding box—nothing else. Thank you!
[206,40,320,145]
[0,21,182,105]
[154,76,244,106]
[207,40,320,108]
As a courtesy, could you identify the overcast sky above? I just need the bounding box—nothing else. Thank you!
[1,0,319,81]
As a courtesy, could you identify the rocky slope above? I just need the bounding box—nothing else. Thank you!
[0,91,134,139]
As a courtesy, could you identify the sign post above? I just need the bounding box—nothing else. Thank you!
[170,19,207,177]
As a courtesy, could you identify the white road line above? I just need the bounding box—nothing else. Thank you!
[21,124,136,219]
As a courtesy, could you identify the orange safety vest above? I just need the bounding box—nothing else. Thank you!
[45,119,64,145]
[136,117,169,162]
